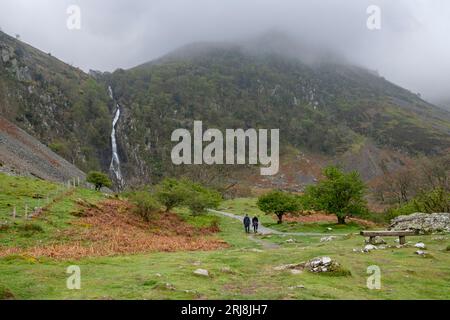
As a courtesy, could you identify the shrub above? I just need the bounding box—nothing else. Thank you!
[17,223,44,233]
[446,245,450,252]
[184,181,222,215]
[155,178,222,215]
[86,171,112,191]
[130,192,161,222]
[155,178,189,212]
[385,188,450,219]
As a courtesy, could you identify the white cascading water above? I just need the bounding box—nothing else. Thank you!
[108,86,124,189]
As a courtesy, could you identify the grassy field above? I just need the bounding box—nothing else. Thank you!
[1,174,449,300]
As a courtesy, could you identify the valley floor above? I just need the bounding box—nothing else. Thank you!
[0,174,449,300]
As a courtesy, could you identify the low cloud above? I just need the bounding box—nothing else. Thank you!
[1,0,449,102]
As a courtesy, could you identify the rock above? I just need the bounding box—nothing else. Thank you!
[155,273,162,277]
[288,285,305,290]
[415,250,426,256]
[193,269,209,277]
[320,236,336,242]
[321,257,332,264]
[365,236,386,245]
[274,257,341,274]
[414,242,426,249]
[220,267,233,274]
[1,48,10,63]
[327,227,333,231]
[363,244,377,252]
[165,283,176,290]
[285,238,295,243]
[390,213,450,234]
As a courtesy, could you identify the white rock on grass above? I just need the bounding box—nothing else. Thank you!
[320,236,336,242]
[414,242,426,249]
[363,244,377,252]
[415,250,426,256]
[288,285,305,290]
[193,269,209,277]
[285,239,295,243]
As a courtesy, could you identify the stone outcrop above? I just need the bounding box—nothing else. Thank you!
[274,257,344,274]
[390,213,450,234]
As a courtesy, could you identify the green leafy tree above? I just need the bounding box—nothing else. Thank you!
[86,171,112,191]
[302,166,367,224]
[257,190,300,224]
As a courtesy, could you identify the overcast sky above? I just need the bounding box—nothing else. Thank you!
[1,0,449,103]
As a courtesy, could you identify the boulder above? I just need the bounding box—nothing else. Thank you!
[193,269,209,277]
[363,244,377,252]
[390,213,450,234]
[415,250,426,256]
[274,257,343,274]
[414,242,426,249]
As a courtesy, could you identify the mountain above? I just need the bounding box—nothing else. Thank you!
[0,116,85,182]
[99,40,450,184]
[0,31,111,172]
[1,31,450,189]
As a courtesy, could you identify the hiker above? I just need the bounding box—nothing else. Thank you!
[252,216,259,233]
[243,214,251,233]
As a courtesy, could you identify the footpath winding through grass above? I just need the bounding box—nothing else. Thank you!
[1,174,450,300]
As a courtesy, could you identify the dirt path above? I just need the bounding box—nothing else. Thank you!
[208,209,348,237]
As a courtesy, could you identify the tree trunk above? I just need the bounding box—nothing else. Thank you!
[337,215,346,224]
[277,214,283,224]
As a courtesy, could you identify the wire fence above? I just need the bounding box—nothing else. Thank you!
[3,176,91,224]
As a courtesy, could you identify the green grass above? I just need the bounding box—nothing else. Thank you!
[219,198,371,234]
[0,176,449,299]
[0,173,105,248]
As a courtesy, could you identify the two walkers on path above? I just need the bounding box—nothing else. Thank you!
[243,214,259,233]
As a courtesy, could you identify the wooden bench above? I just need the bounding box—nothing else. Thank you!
[360,230,417,245]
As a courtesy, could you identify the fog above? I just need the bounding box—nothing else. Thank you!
[1,0,450,103]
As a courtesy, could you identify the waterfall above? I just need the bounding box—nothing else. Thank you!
[108,86,124,189]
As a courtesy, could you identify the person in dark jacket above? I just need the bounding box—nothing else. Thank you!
[243,214,251,233]
[252,216,259,233]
